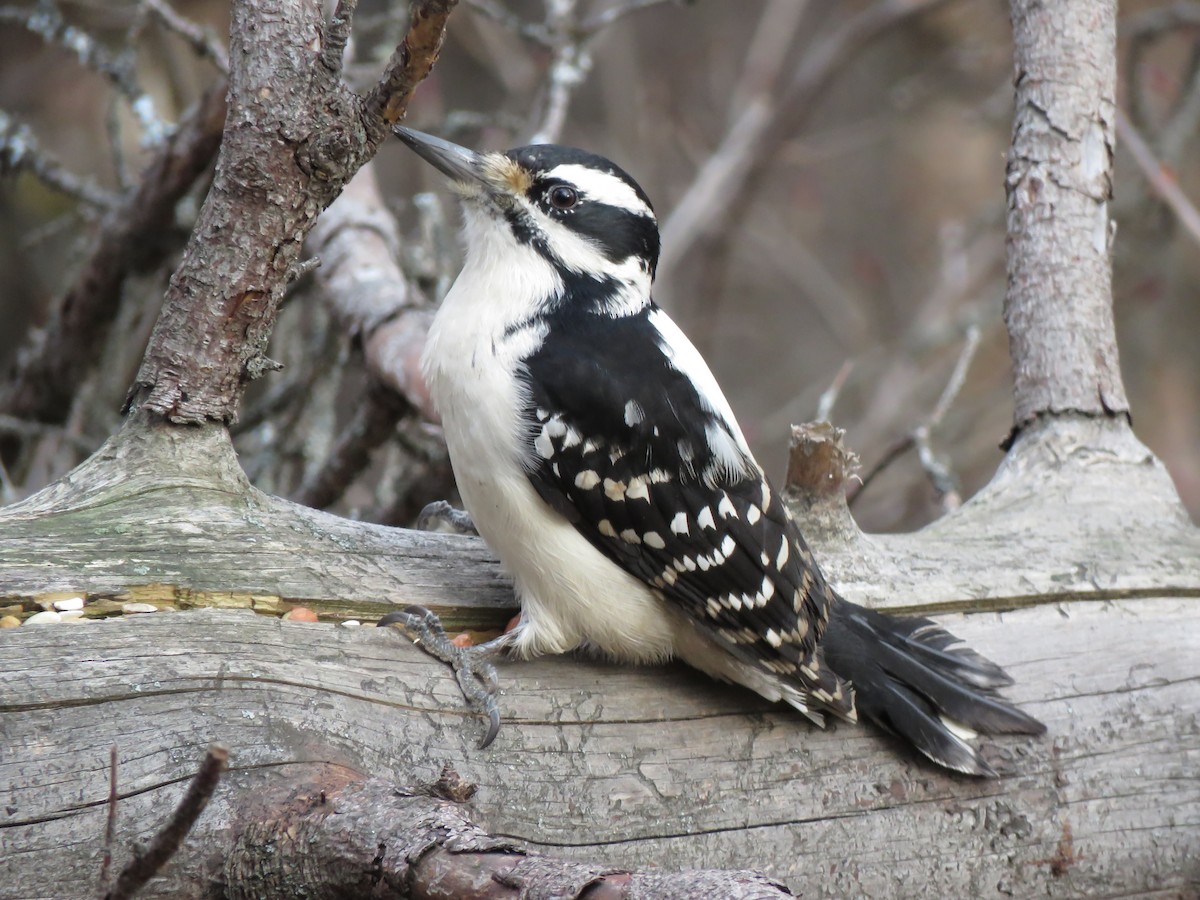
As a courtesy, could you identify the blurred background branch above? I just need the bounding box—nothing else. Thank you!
[1,0,1197,530]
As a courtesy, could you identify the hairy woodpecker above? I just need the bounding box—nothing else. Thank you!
[387,126,1045,777]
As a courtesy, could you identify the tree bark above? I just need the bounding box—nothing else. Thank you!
[0,82,227,440]
[1005,0,1128,439]
[126,0,456,426]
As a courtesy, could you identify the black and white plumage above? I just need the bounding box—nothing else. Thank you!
[396,126,1045,776]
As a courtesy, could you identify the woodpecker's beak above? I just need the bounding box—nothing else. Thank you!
[394,126,489,188]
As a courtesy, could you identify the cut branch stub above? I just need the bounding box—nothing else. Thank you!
[783,422,861,547]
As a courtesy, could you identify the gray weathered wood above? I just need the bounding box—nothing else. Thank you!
[1,417,1197,620]
[1,601,1195,898]
[1,416,1198,897]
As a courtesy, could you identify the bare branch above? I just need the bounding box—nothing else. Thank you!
[580,0,679,33]
[529,0,589,144]
[463,0,552,44]
[0,83,228,439]
[0,1,168,145]
[929,324,981,425]
[848,327,980,510]
[105,745,228,900]
[658,0,952,290]
[1116,106,1200,248]
[294,388,407,509]
[221,772,794,898]
[319,0,359,80]
[0,110,117,209]
[366,0,460,129]
[815,360,854,424]
[142,0,230,74]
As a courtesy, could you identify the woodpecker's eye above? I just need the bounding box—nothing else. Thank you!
[548,185,579,210]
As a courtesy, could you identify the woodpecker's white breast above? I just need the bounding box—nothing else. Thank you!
[421,203,679,663]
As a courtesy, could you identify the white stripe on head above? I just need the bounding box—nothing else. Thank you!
[545,164,655,218]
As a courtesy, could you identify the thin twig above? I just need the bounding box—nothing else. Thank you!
[815,360,854,424]
[462,0,551,43]
[0,110,118,209]
[0,414,98,453]
[929,324,980,425]
[320,0,359,79]
[366,0,460,128]
[0,1,167,144]
[529,0,586,144]
[528,0,671,143]
[580,0,677,33]
[657,0,952,291]
[105,745,229,900]
[1116,106,1200,247]
[98,745,118,894]
[848,326,980,510]
[142,0,230,73]
[1124,1,1200,130]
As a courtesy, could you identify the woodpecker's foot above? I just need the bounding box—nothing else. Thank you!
[377,605,504,748]
[417,500,479,536]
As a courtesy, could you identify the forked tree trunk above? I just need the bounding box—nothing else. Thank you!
[1,0,1197,897]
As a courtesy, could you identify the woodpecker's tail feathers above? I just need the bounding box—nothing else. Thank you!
[822,601,1045,777]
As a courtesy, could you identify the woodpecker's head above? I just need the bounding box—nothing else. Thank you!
[396,127,660,294]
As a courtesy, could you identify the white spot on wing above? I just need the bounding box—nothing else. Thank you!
[562,426,582,449]
[604,478,627,500]
[624,400,645,426]
[747,505,761,525]
[575,470,601,490]
[759,576,775,603]
[696,506,715,530]
[643,531,665,549]
[625,475,650,502]
[717,493,737,519]
[620,528,642,545]
[534,432,554,459]
[776,534,789,569]
[670,512,689,535]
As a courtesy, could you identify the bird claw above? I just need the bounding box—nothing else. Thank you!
[377,605,504,748]
[417,501,480,536]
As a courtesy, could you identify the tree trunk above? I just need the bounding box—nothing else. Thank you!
[1005,0,1128,437]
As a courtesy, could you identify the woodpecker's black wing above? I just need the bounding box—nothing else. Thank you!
[520,303,853,717]
[519,302,1044,774]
